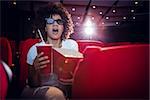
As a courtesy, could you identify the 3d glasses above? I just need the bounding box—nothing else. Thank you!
[45,18,65,25]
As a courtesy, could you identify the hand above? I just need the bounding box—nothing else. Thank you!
[33,52,50,70]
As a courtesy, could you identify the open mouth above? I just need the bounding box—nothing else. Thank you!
[53,29,58,33]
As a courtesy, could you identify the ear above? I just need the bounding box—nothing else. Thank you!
[45,27,47,32]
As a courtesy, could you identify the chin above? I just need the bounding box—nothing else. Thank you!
[51,37,61,40]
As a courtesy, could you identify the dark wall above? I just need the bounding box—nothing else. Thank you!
[1,1,34,42]
[1,1,149,43]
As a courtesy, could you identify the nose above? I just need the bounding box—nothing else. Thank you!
[53,20,58,25]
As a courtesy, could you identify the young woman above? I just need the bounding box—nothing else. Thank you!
[21,2,78,100]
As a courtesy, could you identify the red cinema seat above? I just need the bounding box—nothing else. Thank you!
[19,38,40,90]
[98,44,149,98]
[0,61,12,100]
[77,40,104,53]
[0,62,8,99]
[0,37,13,67]
[72,46,102,98]
[72,44,149,99]
[104,42,131,47]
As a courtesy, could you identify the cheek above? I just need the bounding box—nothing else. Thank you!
[46,25,52,30]
[59,25,64,33]
[46,25,52,32]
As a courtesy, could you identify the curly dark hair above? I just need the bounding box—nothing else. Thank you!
[35,2,74,41]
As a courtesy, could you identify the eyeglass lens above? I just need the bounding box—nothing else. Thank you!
[45,18,64,25]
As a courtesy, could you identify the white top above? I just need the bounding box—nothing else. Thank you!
[27,39,79,65]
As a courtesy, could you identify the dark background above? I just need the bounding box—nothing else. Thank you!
[1,0,149,43]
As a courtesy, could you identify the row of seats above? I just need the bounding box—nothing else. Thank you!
[77,40,131,53]
[18,38,149,99]
[18,39,131,89]
[72,44,149,98]
[0,37,149,99]
[0,37,130,69]
[0,37,40,98]
[0,37,15,99]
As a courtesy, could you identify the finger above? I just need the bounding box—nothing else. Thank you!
[39,65,47,69]
[37,52,44,58]
[39,56,49,62]
[35,65,47,70]
[39,60,50,66]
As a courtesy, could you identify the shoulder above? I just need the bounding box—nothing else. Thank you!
[62,39,79,51]
[27,42,43,65]
[28,42,43,52]
[62,39,78,45]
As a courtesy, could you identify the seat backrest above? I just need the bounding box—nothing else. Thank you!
[77,40,104,53]
[72,46,102,98]
[0,37,12,67]
[19,38,39,90]
[104,42,131,47]
[98,44,149,98]
[0,62,8,99]
[0,61,12,99]
[72,44,149,99]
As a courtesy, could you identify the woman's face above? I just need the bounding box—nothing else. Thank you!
[45,14,64,40]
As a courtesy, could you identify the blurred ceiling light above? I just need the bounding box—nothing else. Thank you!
[72,7,76,11]
[28,17,30,21]
[131,9,134,13]
[112,9,116,13]
[115,21,119,25]
[84,19,93,27]
[135,1,138,5]
[75,22,79,25]
[91,16,94,20]
[83,19,95,36]
[92,5,96,9]
[106,16,109,20]
[123,16,126,19]
[84,27,94,36]
[133,16,136,19]
[13,1,16,5]
[77,16,80,19]
[102,22,105,25]
[99,11,103,15]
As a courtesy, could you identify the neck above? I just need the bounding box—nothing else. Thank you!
[46,38,62,48]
